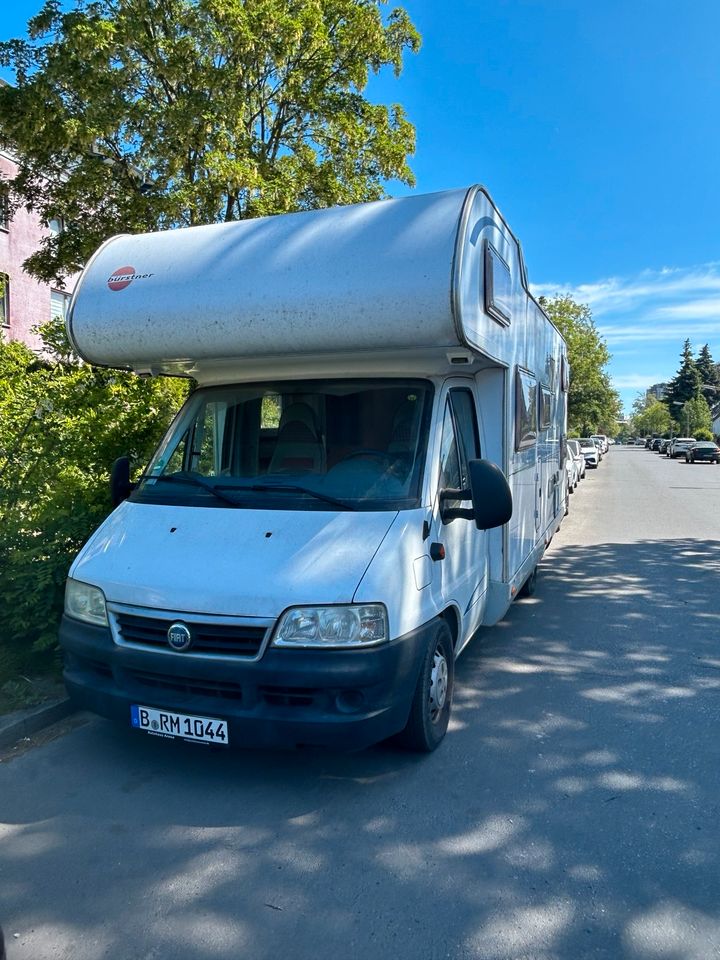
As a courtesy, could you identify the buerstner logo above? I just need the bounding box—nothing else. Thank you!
[167,622,193,652]
[107,265,154,291]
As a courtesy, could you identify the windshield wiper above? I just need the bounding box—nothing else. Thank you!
[141,473,243,507]
[246,482,357,511]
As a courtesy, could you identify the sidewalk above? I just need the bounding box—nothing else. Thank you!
[0,691,74,751]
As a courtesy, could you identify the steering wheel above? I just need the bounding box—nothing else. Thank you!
[341,449,391,464]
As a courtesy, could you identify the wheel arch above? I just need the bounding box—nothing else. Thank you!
[440,605,461,651]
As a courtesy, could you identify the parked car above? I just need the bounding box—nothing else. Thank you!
[685,441,720,464]
[591,434,609,454]
[634,437,645,446]
[650,437,663,451]
[568,439,586,480]
[565,447,578,492]
[626,437,636,445]
[658,438,671,454]
[668,437,696,458]
[578,438,600,468]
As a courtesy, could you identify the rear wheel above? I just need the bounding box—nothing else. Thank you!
[519,566,538,597]
[398,620,454,752]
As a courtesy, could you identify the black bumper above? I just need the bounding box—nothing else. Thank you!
[59,615,431,751]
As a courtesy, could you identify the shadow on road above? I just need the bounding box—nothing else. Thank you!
[1,539,719,959]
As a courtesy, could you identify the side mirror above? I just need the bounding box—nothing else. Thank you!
[467,459,513,530]
[110,456,134,507]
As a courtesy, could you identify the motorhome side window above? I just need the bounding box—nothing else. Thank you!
[540,387,552,430]
[561,355,570,392]
[138,379,434,511]
[515,369,537,450]
[485,242,512,326]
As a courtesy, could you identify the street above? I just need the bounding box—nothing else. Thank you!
[2,445,720,960]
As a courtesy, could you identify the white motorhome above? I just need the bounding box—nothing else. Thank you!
[61,185,567,752]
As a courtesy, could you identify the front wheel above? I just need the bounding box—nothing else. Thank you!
[397,620,454,752]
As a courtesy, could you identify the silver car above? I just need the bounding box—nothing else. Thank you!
[667,437,696,459]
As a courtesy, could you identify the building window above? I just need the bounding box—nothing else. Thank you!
[51,289,71,323]
[48,216,65,236]
[0,275,9,327]
[0,187,8,231]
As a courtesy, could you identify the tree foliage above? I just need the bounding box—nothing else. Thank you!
[0,321,187,655]
[680,395,712,437]
[696,344,719,389]
[632,399,673,438]
[538,294,622,436]
[663,338,702,410]
[0,0,420,283]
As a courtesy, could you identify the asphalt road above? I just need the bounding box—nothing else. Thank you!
[2,445,720,960]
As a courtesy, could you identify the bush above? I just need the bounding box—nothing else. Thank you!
[0,320,188,658]
[693,428,714,441]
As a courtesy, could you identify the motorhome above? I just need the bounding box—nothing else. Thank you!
[61,185,568,752]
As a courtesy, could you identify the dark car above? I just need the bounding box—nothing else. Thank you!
[685,441,720,464]
[658,438,671,454]
[650,437,663,451]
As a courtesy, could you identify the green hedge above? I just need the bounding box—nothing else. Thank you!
[0,320,187,659]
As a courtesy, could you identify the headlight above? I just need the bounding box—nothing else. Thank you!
[273,604,388,648]
[65,578,108,627]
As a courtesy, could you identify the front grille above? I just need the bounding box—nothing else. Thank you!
[114,612,266,657]
[124,667,243,701]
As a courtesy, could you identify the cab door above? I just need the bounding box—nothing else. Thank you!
[430,382,488,648]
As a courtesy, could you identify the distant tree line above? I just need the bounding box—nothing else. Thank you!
[630,340,719,440]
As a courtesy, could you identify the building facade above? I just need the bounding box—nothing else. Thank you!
[0,148,77,352]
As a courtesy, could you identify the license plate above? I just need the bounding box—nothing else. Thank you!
[130,704,229,745]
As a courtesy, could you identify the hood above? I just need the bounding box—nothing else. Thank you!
[70,502,398,617]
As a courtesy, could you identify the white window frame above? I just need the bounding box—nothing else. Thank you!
[485,241,513,327]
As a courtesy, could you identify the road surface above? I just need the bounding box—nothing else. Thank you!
[1,445,719,960]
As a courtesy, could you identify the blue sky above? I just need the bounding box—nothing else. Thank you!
[3,0,720,414]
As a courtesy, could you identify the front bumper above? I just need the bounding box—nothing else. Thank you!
[60,615,430,750]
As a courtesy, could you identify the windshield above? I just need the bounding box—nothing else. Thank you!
[133,379,434,511]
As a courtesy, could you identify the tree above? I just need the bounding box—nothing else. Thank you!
[696,344,719,384]
[0,0,420,284]
[696,343,720,407]
[633,400,673,438]
[681,395,712,436]
[664,339,702,409]
[538,294,622,435]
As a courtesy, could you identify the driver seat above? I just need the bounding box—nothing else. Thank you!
[268,402,324,473]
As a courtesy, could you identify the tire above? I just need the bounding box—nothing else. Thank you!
[397,620,454,752]
[519,566,538,597]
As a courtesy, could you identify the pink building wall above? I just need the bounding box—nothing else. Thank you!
[0,150,78,352]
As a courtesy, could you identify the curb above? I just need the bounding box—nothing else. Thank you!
[0,698,76,751]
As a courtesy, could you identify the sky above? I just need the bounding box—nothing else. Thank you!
[3,0,720,415]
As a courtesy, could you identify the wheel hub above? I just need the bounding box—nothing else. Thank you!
[429,649,448,721]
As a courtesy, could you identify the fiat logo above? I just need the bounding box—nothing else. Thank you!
[167,622,192,652]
